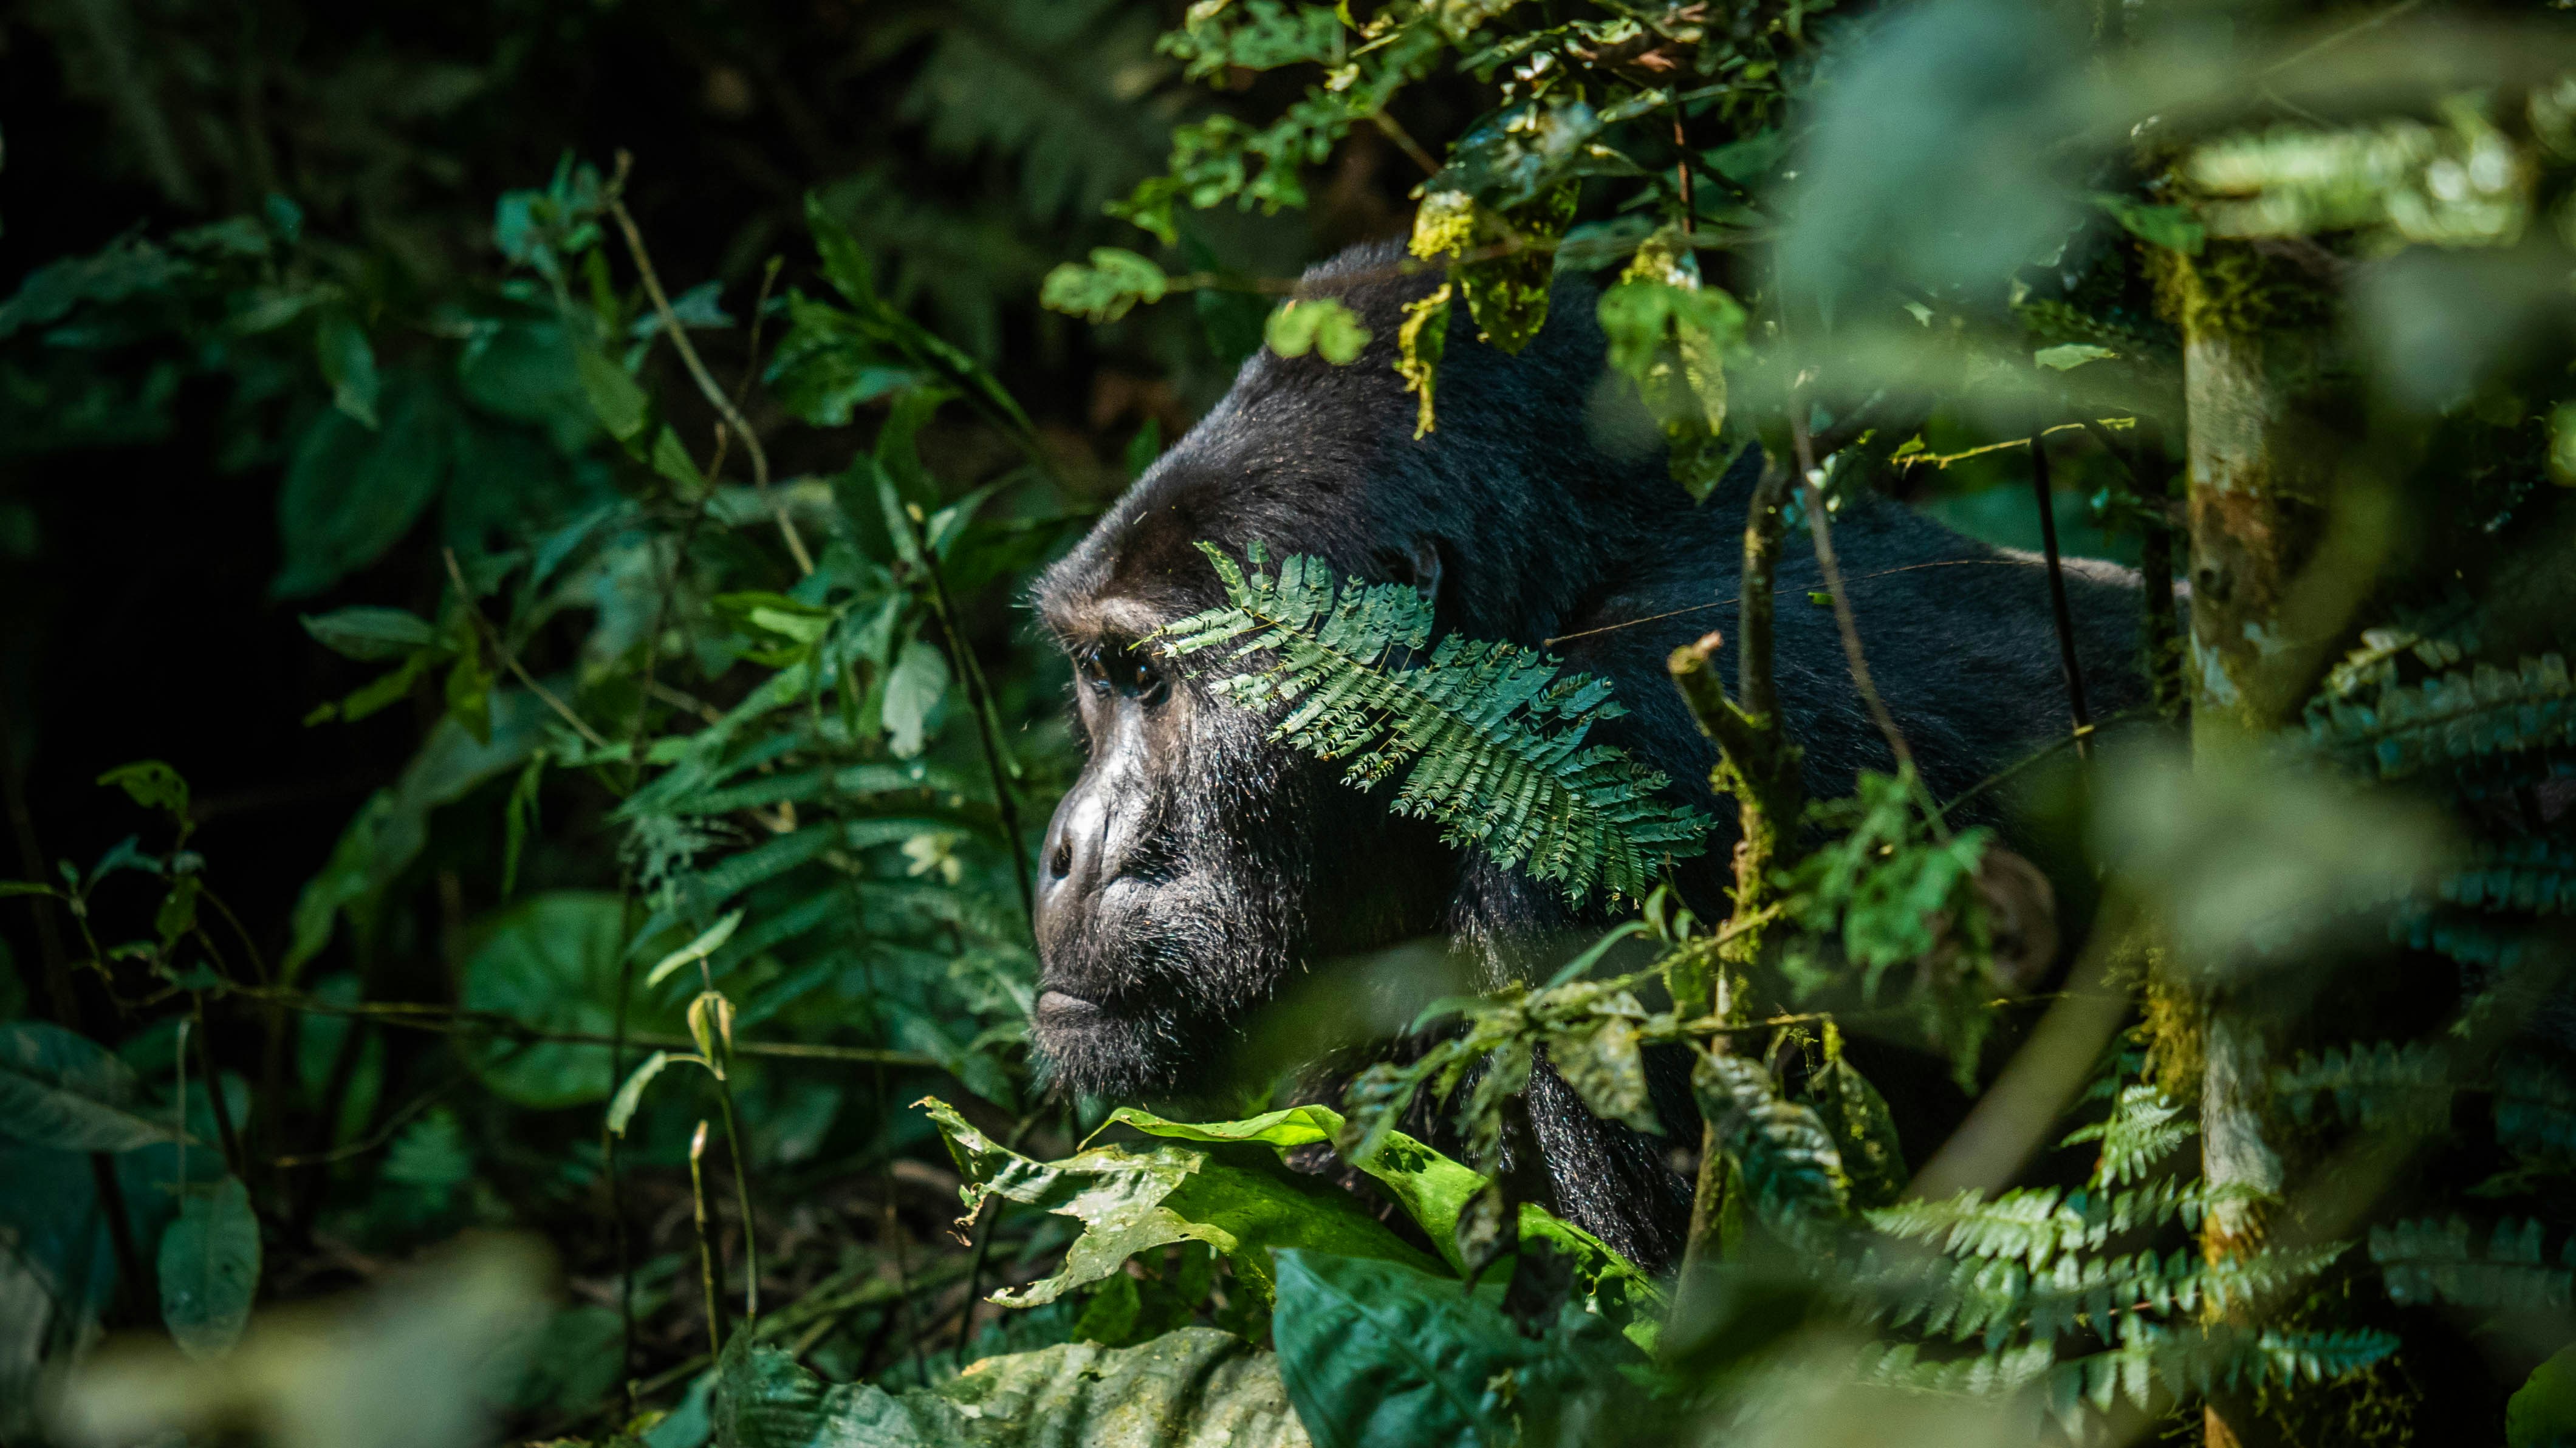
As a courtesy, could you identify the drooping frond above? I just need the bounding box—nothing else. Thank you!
[2439,839,2576,915]
[1155,541,1711,905]
[2273,1040,2457,1133]
[2370,1215,2576,1311]
[2295,653,2575,782]
[2496,1054,2576,1165]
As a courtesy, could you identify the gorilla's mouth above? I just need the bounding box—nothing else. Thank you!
[1033,988,1101,1022]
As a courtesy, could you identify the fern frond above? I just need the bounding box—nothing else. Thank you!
[1869,1240,2348,1350]
[2440,839,2576,915]
[1156,541,1711,904]
[2046,1319,2399,1428]
[2391,908,2543,970]
[2370,1215,2576,1311]
[2062,1082,2195,1187]
[2272,1040,2456,1132]
[1865,1178,2219,1271]
[2496,1054,2576,1164]
[2296,654,2575,782]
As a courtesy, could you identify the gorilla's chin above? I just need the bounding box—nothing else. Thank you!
[1029,987,1204,1099]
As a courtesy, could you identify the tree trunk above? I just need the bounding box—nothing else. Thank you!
[2173,247,2336,1448]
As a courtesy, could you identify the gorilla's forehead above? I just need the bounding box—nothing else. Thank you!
[1034,388,1394,640]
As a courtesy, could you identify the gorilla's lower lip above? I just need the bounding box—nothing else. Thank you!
[1036,988,1100,1017]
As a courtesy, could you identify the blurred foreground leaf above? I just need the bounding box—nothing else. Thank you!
[55,1234,552,1448]
[712,1328,1307,1448]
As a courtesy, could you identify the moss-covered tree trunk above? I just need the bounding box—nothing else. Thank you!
[2171,244,2337,1448]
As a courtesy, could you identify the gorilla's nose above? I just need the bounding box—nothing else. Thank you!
[1035,784,1111,924]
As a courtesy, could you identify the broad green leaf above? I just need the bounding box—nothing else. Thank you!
[575,343,652,445]
[1552,1011,1659,1135]
[316,308,382,428]
[882,639,950,759]
[1807,1050,1908,1209]
[922,1098,1443,1310]
[1040,248,1171,323]
[158,1175,259,1360]
[2511,1343,2576,1447]
[459,892,682,1108]
[2035,342,2120,371]
[1114,1104,1484,1275]
[0,1023,172,1153]
[272,372,452,599]
[300,607,441,661]
[646,909,747,989]
[804,193,880,309]
[95,760,190,818]
[712,1327,1306,1448]
[1263,299,1371,366]
[2092,192,2207,255]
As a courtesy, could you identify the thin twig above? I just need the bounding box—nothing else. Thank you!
[269,1077,459,1167]
[1369,110,1440,177]
[2028,434,2094,758]
[1791,415,1917,777]
[895,505,1035,929]
[1544,557,2059,647]
[229,985,933,1066]
[442,548,614,750]
[606,155,814,576]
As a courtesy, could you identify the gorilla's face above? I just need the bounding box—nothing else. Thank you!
[1029,567,1446,1099]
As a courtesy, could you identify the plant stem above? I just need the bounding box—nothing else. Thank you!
[442,548,613,750]
[894,503,1035,928]
[690,1119,726,1359]
[2027,433,2094,757]
[1791,415,1916,779]
[606,155,814,578]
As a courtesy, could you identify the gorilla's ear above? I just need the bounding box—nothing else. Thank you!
[1387,536,1442,606]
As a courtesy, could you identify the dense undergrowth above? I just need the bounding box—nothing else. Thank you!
[7,1,2576,1447]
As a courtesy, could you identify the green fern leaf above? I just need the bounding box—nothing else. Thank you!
[2272,1040,2456,1132]
[1156,541,1711,904]
[2297,653,2575,782]
[2371,1215,2576,1311]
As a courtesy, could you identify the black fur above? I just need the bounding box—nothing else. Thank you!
[1029,241,2142,1271]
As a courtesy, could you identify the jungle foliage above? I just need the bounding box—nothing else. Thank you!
[6,0,2576,1446]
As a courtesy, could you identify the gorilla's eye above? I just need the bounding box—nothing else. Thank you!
[1079,640,1168,705]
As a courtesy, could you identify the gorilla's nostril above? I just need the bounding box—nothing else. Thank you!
[1050,839,1073,878]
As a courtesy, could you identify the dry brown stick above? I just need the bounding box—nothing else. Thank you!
[606,155,815,577]
[442,548,614,750]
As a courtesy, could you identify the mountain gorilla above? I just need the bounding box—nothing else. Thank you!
[1029,241,2143,1270]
